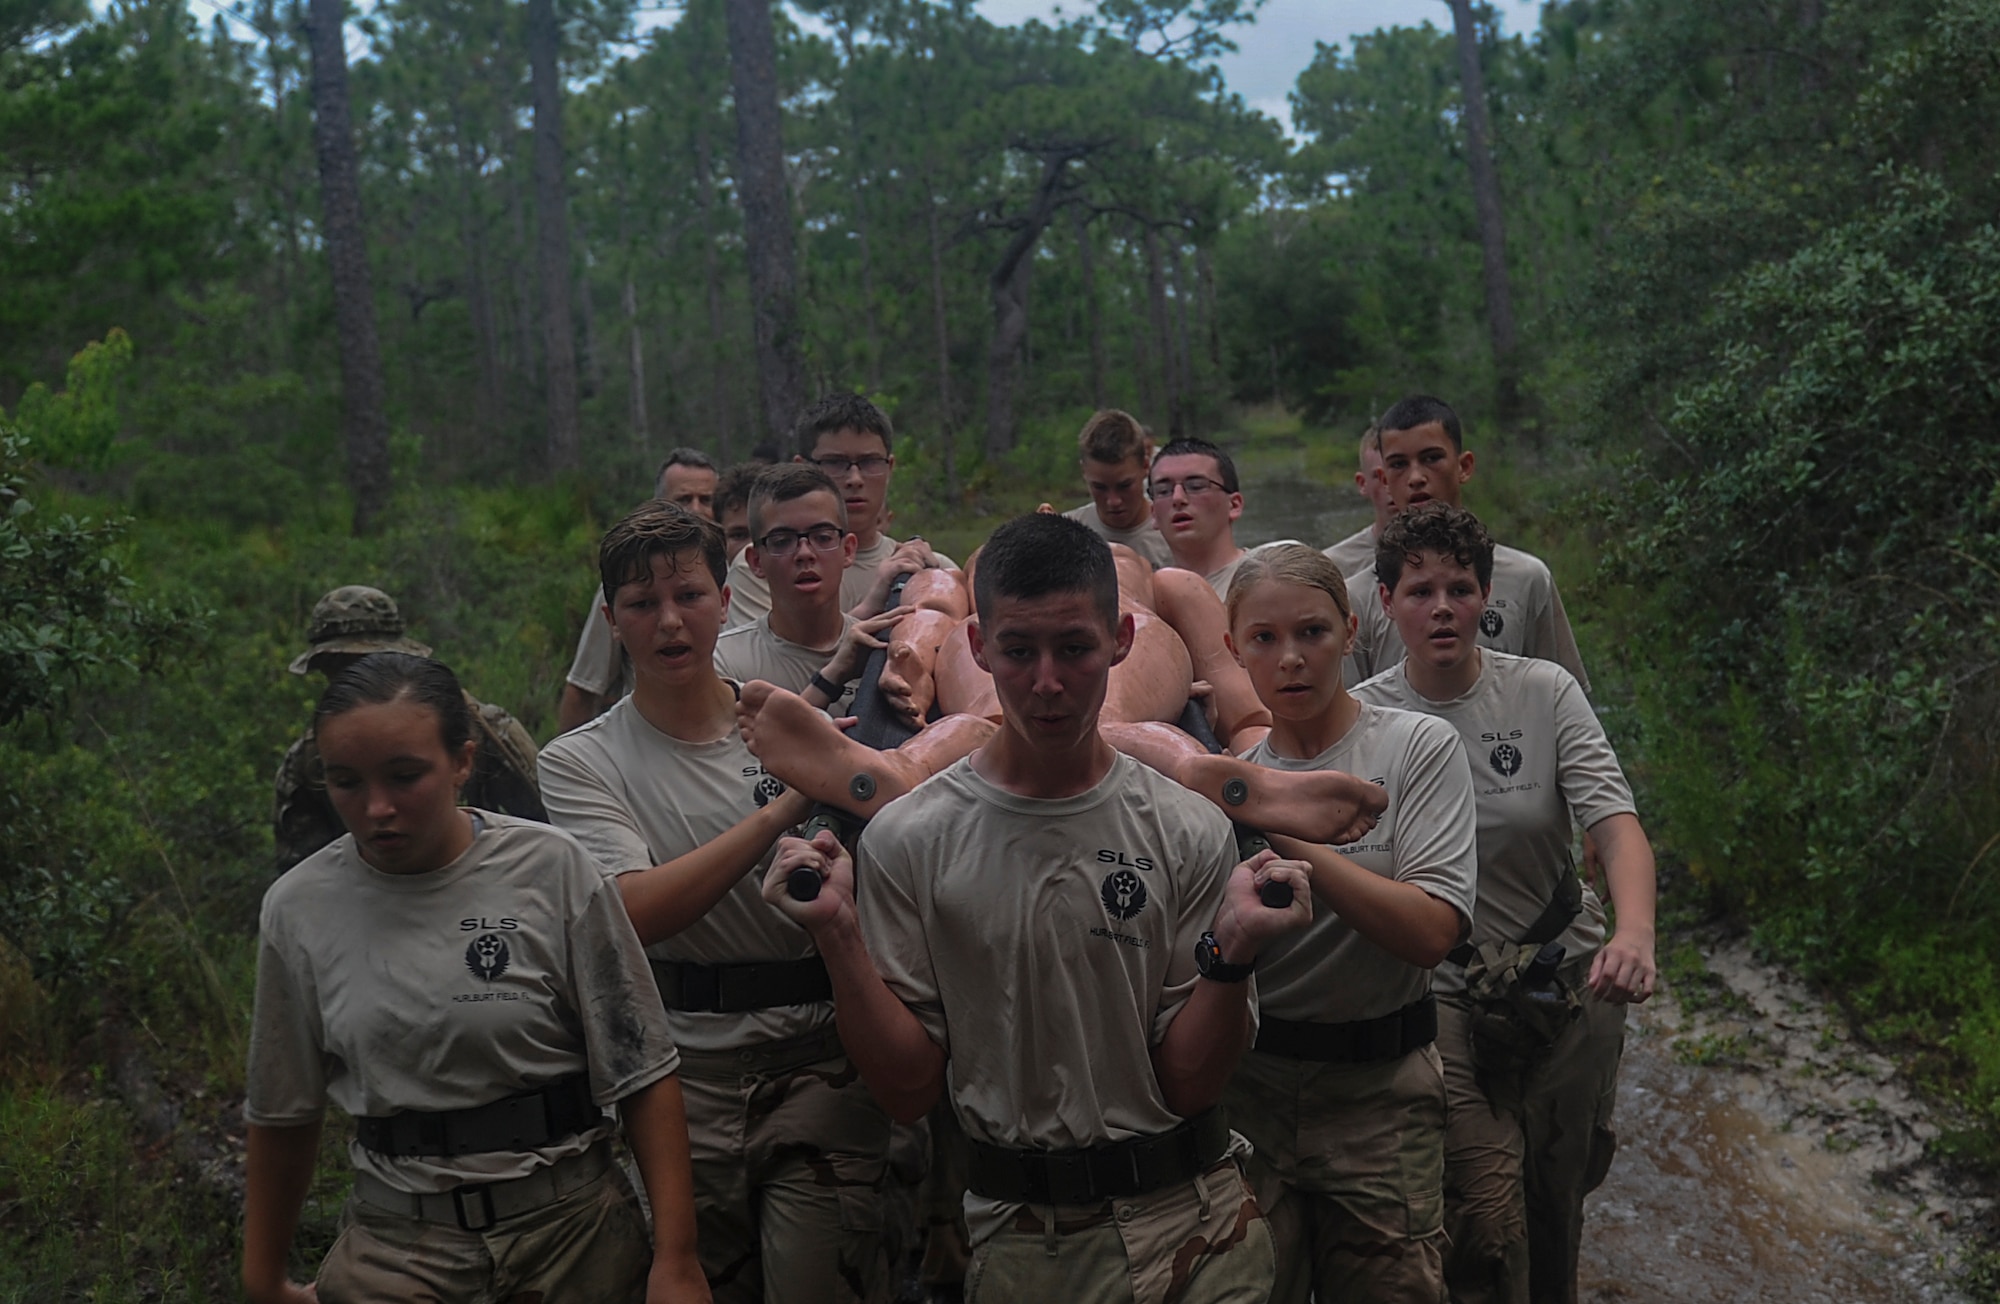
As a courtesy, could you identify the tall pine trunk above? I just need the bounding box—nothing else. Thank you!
[724,0,806,447]
[451,115,502,438]
[623,276,648,444]
[926,189,956,501]
[303,0,389,534]
[1143,223,1180,437]
[692,116,733,458]
[1072,206,1107,410]
[529,0,581,468]
[983,154,1070,457]
[1447,0,1520,416]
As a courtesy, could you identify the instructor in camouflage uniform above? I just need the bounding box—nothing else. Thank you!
[273,586,546,873]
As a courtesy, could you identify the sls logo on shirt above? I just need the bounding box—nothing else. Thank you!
[751,774,788,807]
[1479,609,1505,638]
[1489,743,1524,778]
[1100,869,1148,921]
[465,932,511,982]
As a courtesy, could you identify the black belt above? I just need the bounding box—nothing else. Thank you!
[1447,871,1583,967]
[964,1108,1231,1205]
[1254,995,1436,1063]
[651,956,833,1013]
[355,1073,599,1158]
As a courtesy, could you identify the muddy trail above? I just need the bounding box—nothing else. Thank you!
[1576,930,1988,1303]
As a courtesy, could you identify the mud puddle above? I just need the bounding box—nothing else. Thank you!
[1578,932,1984,1303]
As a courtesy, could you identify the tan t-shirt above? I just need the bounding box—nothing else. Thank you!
[1198,539,1306,603]
[723,535,956,630]
[244,813,680,1194]
[1322,524,1378,581]
[1241,702,1477,1022]
[1344,543,1591,693]
[713,615,856,716]
[536,696,823,1051]
[857,753,1245,1241]
[1064,501,1174,569]
[565,587,630,699]
[1352,652,1635,994]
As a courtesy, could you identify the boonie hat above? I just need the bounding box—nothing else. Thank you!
[288,585,433,674]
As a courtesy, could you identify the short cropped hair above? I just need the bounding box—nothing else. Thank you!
[599,500,727,604]
[1078,409,1152,466]
[747,463,847,539]
[315,652,473,756]
[1152,436,1239,494]
[1224,544,1353,627]
[713,462,761,521]
[657,446,717,486]
[1376,396,1464,452]
[795,392,893,457]
[972,513,1120,631]
[1375,502,1495,593]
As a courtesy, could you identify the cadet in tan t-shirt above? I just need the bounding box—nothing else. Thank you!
[1321,431,1390,581]
[1351,503,1656,1304]
[242,653,701,1304]
[762,513,1313,1304]
[1340,397,1589,693]
[1058,408,1175,570]
[1217,546,1476,1304]
[537,501,895,1304]
[724,394,953,630]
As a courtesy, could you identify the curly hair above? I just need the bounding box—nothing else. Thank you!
[1375,502,1495,593]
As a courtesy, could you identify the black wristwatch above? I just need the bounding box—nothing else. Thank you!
[809,670,848,701]
[1194,931,1255,983]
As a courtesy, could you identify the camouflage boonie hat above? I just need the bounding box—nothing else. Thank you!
[288,585,432,674]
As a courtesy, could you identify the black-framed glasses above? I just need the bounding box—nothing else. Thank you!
[811,454,892,479]
[1149,475,1224,498]
[757,525,847,555]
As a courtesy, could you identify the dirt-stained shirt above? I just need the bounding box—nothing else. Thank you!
[857,753,1246,1242]
[1241,701,1477,1022]
[1321,524,1378,581]
[1343,543,1590,694]
[712,614,856,716]
[564,589,631,699]
[1352,652,1635,994]
[723,535,956,630]
[244,813,679,1194]
[1064,501,1175,570]
[536,695,822,1051]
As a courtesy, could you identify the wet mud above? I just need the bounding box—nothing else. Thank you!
[1579,933,1984,1303]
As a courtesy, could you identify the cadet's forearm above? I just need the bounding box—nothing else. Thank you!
[620,1074,707,1294]
[1269,833,1466,967]
[241,1120,321,1304]
[619,799,805,945]
[1590,812,1656,943]
[812,910,945,1123]
[1151,977,1254,1120]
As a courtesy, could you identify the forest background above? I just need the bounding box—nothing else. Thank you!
[3,0,2000,1295]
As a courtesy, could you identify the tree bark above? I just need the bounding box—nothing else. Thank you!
[303,0,390,535]
[692,115,733,459]
[724,0,806,449]
[451,115,502,437]
[983,153,1071,457]
[529,0,581,469]
[1072,206,1107,410]
[1142,223,1181,437]
[1169,235,1195,431]
[1446,0,1520,416]
[1198,245,1221,374]
[623,275,647,443]
[579,271,603,401]
[926,189,956,501]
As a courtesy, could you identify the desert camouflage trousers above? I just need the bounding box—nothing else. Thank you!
[1225,1043,1449,1304]
[1437,973,1625,1304]
[963,1158,1274,1304]
[316,1148,652,1302]
[680,1026,896,1304]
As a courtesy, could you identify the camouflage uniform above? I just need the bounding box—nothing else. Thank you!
[273,586,547,873]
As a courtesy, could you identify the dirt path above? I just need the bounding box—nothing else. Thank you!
[1578,930,1987,1303]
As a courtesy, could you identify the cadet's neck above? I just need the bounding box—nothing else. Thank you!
[973,725,1117,801]
[1404,646,1482,705]
[1266,687,1363,762]
[1175,536,1243,580]
[768,594,845,652]
[633,667,738,743]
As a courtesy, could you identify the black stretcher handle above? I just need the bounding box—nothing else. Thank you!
[847,571,919,751]
[1259,879,1297,910]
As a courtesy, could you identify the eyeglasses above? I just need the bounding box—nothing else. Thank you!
[1148,475,1226,499]
[811,455,892,479]
[757,525,847,555]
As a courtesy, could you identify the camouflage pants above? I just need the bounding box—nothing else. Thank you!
[1436,976,1625,1304]
[680,1027,895,1304]
[1225,1044,1448,1304]
[963,1159,1274,1304]
[317,1152,651,1302]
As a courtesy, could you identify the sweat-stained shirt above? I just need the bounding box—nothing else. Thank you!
[244,812,680,1194]
[1063,501,1175,570]
[856,752,1246,1244]
[1343,543,1591,693]
[1240,701,1478,1023]
[1352,652,1636,995]
[722,535,957,630]
[536,694,823,1051]
[712,614,856,717]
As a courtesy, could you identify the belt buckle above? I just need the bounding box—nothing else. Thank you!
[453,1183,499,1232]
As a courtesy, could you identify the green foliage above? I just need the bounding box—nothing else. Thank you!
[3,328,133,471]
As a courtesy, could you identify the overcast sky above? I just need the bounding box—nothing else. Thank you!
[973,0,1545,136]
